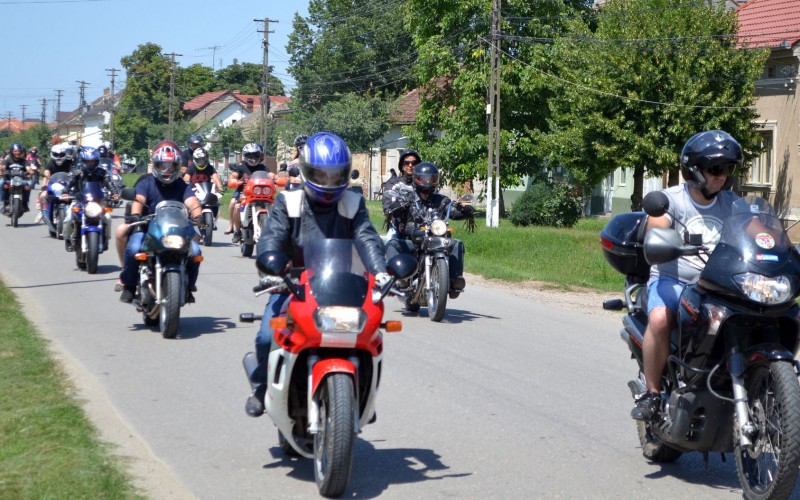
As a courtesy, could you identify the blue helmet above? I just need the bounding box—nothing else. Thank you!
[79,146,100,172]
[300,132,352,205]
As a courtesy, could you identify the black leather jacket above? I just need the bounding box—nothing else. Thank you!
[65,166,116,196]
[394,191,471,238]
[257,189,387,274]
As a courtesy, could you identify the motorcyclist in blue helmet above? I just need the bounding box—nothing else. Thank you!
[244,132,389,417]
[62,147,118,252]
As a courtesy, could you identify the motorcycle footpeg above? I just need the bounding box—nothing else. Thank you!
[627,379,646,398]
[239,313,262,323]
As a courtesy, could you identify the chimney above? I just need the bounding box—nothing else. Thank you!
[103,87,110,96]
[246,98,254,112]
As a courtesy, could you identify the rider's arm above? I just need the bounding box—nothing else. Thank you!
[351,197,388,274]
[184,195,202,219]
[211,172,224,191]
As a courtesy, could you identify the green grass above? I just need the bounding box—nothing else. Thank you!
[0,282,142,499]
[366,200,622,293]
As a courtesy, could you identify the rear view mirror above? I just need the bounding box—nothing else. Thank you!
[642,191,669,217]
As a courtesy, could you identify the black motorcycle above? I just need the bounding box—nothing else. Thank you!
[601,192,800,499]
[100,158,124,208]
[3,163,31,227]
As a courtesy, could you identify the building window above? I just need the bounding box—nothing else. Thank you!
[749,131,774,185]
[766,66,777,78]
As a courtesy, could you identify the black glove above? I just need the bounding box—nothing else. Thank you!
[125,213,141,224]
[461,204,474,216]
[411,229,425,244]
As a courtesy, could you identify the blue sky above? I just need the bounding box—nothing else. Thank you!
[0,0,308,121]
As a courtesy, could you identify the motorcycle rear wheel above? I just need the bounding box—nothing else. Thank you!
[160,272,182,339]
[636,421,682,463]
[86,232,100,274]
[203,212,214,246]
[11,198,19,227]
[735,361,800,500]
[314,373,356,498]
[427,259,449,322]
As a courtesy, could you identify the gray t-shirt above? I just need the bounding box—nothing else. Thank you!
[650,184,740,283]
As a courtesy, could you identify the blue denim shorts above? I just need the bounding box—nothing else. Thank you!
[646,276,685,314]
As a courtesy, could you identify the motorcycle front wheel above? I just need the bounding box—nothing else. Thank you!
[86,232,100,274]
[735,361,800,500]
[160,272,182,339]
[314,373,356,498]
[427,258,449,322]
[11,198,20,227]
[203,212,214,246]
[56,206,65,239]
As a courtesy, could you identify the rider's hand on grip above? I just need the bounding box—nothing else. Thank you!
[125,213,141,224]
[375,272,391,288]
[254,275,286,293]
[412,229,425,244]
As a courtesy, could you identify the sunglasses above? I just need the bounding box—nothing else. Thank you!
[402,160,419,166]
[706,164,732,177]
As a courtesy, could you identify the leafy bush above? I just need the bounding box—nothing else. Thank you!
[509,181,583,228]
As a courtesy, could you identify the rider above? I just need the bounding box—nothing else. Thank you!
[118,141,203,304]
[26,146,41,189]
[0,143,32,213]
[62,147,119,252]
[381,149,421,237]
[226,143,274,242]
[245,131,390,417]
[37,143,77,218]
[183,147,224,220]
[631,130,743,421]
[384,161,472,296]
[180,134,204,174]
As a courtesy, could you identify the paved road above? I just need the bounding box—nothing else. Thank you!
[0,211,792,499]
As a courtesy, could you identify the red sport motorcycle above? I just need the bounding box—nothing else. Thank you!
[238,171,275,257]
[241,239,415,497]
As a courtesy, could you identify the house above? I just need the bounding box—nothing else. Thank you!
[57,88,120,147]
[0,118,45,135]
[184,90,291,138]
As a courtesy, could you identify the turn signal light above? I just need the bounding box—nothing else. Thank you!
[192,255,204,263]
[383,321,402,332]
[270,317,288,329]
[134,252,148,261]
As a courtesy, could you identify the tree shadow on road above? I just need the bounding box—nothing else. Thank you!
[260,438,470,498]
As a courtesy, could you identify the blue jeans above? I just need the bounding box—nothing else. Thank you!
[120,231,201,289]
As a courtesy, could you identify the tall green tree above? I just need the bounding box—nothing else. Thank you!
[405,0,591,192]
[113,43,174,162]
[214,60,285,96]
[539,0,768,209]
[286,0,416,108]
[177,63,217,103]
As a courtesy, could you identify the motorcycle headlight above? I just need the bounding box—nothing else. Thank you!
[313,307,365,334]
[161,235,186,249]
[51,183,64,196]
[431,219,448,236]
[84,201,103,219]
[734,273,793,305]
[253,186,262,196]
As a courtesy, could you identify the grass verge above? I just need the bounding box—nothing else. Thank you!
[0,280,142,499]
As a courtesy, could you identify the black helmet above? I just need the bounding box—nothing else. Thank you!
[294,134,308,148]
[412,161,439,196]
[680,130,742,195]
[97,144,112,158]
[187,134,204,148]
[10,142,25,161]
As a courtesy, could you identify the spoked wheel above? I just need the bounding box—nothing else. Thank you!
[10,199,20,227]
[636,421,682,463]
[203,212,214,246]
[314,373,356,498]
[735,362,800,500]
[159,272,182,339]
[426,259,449,322]
[86,232,100,274]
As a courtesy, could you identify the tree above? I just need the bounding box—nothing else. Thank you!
[539,0,768,210]
[207,123,245,162]
[214,60,285,96]
[113,43,174,163]
[286,0,416,108]
[177,63,217,103]
[404,0,592,194]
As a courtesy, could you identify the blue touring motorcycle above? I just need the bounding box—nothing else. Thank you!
[43,172,71,239]
[67,180,111,274]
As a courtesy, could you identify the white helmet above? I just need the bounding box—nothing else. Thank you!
[193,147,209,168]
[50,143,70,166]
[242,143,263,167]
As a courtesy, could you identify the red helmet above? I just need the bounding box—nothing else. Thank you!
[152,141,182,185]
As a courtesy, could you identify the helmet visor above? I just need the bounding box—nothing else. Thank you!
[244,153,261,166]
[703,158,737,177]
[303,164,350,190]
[414,171,438,188]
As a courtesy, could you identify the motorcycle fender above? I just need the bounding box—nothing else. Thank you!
[310,359,356,399]
[739,344,796,375]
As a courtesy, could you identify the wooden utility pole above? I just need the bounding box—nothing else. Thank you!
[486,0,502,228]
[164,53,182,141]
[76,81,90,145]
[40,98,47,122]
[106,67,119,146]
[255,17,277,148]
[20,105,27,122]
[54,89,63,137]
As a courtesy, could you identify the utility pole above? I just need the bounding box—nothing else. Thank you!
[76,81,90,145]
[106,67,119,146]
[164,52,182,141]
[203,45,221,70]
[19,105,27,122]
[40,98,47,122]
[54,89,63,137]
[6,112,12,131]
[255,17,277,148]
[486,0,502,228]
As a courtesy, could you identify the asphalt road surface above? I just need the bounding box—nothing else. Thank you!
[1,210,796,499]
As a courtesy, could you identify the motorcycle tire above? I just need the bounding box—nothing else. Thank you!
[75,234,87,271]
[256,212,268,241]
[314,373,356,498]
[735,361,800,500]
[278,431,302,458]
[427,259,449,322]
[203,212,214,247]
[636,420,682,463]
[86,232,100,275]
[11,198,20,227]
[159,272,182,339]
[56,206,65,240]
[241,241,254,258]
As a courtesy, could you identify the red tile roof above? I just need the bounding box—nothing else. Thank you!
[392,88,420,124]
[0,119,46,134]
[183,90,230,112]
[737,0,800,48]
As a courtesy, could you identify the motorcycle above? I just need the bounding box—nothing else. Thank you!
[3,163,31,227]
[121,188,201,339]
[240,239,416,497]
[600,192,800,499]
[101,158,124,208]
[193,181,219,247]
[64,180,112,274]
[238,171,275,257]
[42,172,71,239]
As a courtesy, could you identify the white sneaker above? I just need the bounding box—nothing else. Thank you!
[34,212,43,224]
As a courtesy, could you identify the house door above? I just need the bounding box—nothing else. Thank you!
[604,173,614,213]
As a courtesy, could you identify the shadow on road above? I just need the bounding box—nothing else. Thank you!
[643,453,741,494]
[259,438,470,498]
[395,306,499,325]
[126,316,236,339]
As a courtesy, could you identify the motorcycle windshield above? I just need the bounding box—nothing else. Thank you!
[80,181,104,202]
[149,201,194,238]
[303,239,369,307]
[701,196,800,285]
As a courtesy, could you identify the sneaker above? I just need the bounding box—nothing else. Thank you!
[451,276,466,292]
[631,391,662,421]
[119,287,135,303]
[232,230,242,244]
[65,239,74,252]
[245,386,266,417]
[34,211,43,224]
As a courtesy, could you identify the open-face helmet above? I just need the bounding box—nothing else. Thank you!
[9,143,26,162]
[187,134,204,149]
[680,130,742,197]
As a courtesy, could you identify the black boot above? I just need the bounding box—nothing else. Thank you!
[245,385,266,417]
